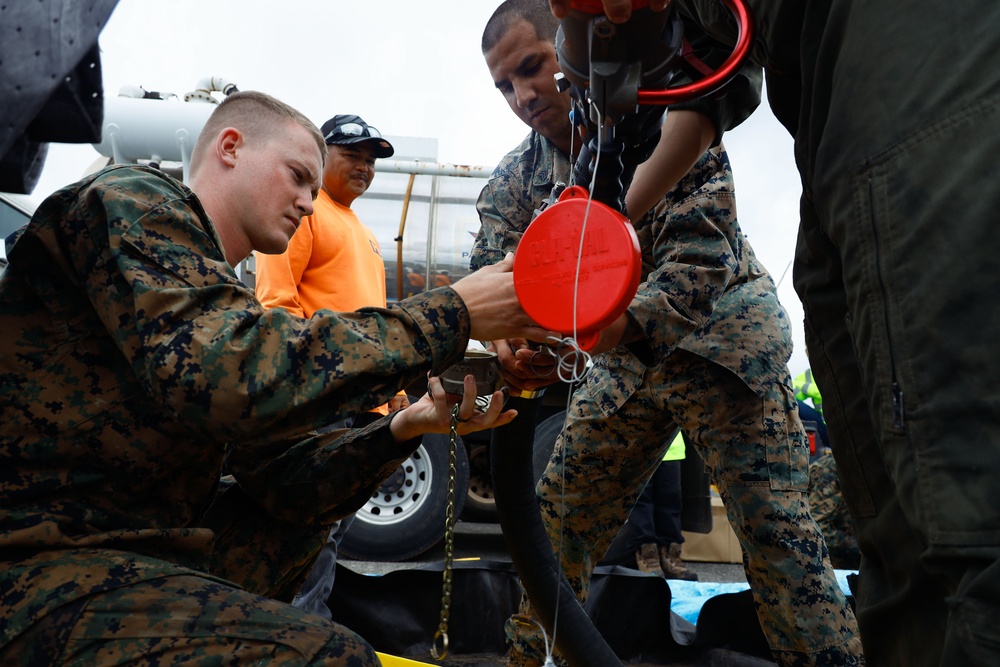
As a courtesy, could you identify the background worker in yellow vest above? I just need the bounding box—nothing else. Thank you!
[794,368,859,568]
[626,430,698,580]
[794,368,830,455]
[794,367,823,414]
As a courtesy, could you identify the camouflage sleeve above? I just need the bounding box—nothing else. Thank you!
[226,413,421,523]
[84,170,468,443]
[470,177,522,271]
[626,148,739,361]
[470,137,539,272]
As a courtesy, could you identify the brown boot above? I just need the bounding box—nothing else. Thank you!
[659,543,698,581]
[635,543,665,577]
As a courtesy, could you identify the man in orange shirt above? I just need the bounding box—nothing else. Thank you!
[255,114,406,618]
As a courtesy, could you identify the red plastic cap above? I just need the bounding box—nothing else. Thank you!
[513,186,641,350]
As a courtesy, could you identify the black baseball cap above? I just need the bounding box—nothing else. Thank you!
[320,114,394,158]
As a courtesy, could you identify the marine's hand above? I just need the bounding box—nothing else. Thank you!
[548,0,671,23]
[490,338,560,396]
[587,312,630,355]
[451,254,559,344]
[389,374,517,441]
[387,392,411,412]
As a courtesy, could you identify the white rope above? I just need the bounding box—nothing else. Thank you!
[544,101,606,659]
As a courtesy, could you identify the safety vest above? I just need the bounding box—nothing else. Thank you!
[663,430,686,462]
[794,368,823,414]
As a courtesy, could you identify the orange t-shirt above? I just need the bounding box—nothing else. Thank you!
[256,190,387,315]
[255,189,402,415]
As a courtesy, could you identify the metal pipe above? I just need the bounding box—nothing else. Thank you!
[375,160,492,178]
[395,173,416,302]
[186,76,239,103]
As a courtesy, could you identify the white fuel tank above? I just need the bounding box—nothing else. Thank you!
[92,96,214,180]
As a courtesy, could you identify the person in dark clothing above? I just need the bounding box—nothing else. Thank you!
[798,399,831,456]
[477,3,861,665]
[627,431,698,581]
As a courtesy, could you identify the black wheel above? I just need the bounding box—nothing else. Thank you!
[462,438,499,521]
[461,406,570,522]
[531,409,566,483]
[339,433,469,561]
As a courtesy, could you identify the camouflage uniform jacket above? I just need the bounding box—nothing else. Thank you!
[0,166,470,648]
[472,132,791,393]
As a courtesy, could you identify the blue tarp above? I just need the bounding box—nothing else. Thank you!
[670,569,858,624]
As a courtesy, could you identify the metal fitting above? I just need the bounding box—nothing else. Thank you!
[439,350,503,397]
[554,71,572,93]
[517,387,547,400]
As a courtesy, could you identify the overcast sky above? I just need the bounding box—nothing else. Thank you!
[29,0,809,376]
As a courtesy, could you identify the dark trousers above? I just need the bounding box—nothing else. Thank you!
[626,459,684,551]
[791,2,1000,664]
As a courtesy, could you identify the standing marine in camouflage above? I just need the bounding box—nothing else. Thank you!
[809,452,861,570]
[0,90,551,666]
[475,2,863,665]
[796,370,855,567]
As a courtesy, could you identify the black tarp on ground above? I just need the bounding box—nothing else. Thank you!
[329,560,774,666]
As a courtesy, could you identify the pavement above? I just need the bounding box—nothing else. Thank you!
[342,520,748,583]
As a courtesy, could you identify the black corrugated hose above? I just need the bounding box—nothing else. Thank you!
[490,395,623,667]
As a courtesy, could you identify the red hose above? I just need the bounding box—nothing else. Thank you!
[636,0,754,105]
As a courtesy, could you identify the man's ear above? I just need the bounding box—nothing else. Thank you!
[217,127,242,168]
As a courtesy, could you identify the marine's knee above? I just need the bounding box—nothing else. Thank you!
[306,625,380,666]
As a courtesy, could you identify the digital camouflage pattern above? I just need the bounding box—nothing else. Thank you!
[0,165,472,664]
[2,568,379,666]
[808,452,860,570]
[474,134,790,393]
[472,134,862,666]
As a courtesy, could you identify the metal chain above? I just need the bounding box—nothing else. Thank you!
[431,404,460,661]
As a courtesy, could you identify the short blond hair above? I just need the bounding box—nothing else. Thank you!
[191,90,326,169]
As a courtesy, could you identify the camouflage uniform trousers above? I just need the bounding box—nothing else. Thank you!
[808,452,860,570]
[1,480,376,666]
[506,348,862,666]
[1,574,377,666]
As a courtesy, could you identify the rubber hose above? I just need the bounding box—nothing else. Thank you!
[490,395,623,667]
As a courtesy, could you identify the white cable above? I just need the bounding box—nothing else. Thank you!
[571,110,602,346]
[540,335,592,385]
[529,616,558,667]
[547,101,606,657]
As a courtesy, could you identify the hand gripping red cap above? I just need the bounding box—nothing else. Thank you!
[513,185,641,351]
